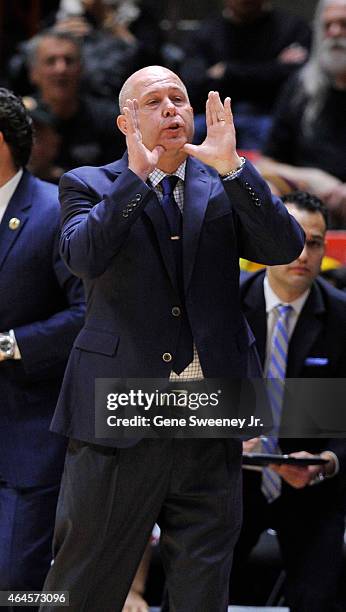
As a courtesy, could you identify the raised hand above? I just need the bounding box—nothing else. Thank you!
[123,98,164,181]
[183,91,242,175]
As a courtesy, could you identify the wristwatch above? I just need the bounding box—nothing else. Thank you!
[0,332,15,359]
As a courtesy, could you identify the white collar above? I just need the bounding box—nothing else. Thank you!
[263,274,310,316]
[0,169,24,222]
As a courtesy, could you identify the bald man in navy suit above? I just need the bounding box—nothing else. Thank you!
[40,66,304,612]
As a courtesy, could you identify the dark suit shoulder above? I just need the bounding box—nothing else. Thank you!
[240,269,265,297]
[59,158,127,190]
[316,275,346,302]
[315,276,346,319]
[21,172,59,220]
[23,171,57,196]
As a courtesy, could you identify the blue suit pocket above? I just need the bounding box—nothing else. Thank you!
[74,328,119,356]
[304,357,329,366]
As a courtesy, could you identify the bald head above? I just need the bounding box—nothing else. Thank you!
[116,64,194,172]
[118,66,189,113]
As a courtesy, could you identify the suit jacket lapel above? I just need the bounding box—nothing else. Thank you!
[107,154,179,292]
[108,155,212,295]
[241,271,267,368]
[183,157,211,294]
[287,282,325,376]
[0,171,33,271]
[143,195,178,292]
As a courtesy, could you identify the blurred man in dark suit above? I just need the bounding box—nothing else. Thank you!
[0,89,85,610]
[231,191,346,611]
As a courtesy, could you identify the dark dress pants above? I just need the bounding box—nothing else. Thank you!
[40,437,242,612]
[229,470,345,612]
[0,480,61,612]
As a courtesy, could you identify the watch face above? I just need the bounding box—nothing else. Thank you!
[0,336,14,356]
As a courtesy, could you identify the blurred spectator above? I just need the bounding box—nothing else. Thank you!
[180,0,311,149]
[53,0,163,100]
[25,29,123,173]
[258,0,346,227]
[23,97,63,183]
[5,0,163,102]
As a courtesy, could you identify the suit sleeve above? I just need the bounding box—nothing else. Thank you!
[13,230,85,378]
[223,160,305,264]
[325,342,346,477]
[59,168,153,279]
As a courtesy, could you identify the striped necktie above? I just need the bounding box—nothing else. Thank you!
[261,304,292,502]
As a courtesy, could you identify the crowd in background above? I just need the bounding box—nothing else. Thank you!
[1,1,346,610]
[1,0,346,230]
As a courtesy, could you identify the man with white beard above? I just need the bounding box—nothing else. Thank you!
[257,0,346,227]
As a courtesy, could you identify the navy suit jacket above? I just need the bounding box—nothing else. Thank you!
[0,171,85,487]
[51,155,304,446]
[241,270,346,504]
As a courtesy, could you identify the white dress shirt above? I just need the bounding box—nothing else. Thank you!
[0,168,23,359]
[263,274,310,376]
[0,168,23,223]
[262,274,338,477]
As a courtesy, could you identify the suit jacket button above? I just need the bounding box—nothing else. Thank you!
[122,212,129,218]
[135,194,142,201]
[9,217,21,230]
[172,306,181,317]
[162,352,172,363]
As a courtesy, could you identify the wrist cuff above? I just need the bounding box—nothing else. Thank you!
[220,157,246,181]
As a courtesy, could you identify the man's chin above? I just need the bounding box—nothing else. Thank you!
[159,135,188,152]
[321,53,346,76]
[287,274,311,291]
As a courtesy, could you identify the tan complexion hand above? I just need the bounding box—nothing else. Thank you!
[270,450,335,489]
[123,98,165,182]
[183,91,242,175]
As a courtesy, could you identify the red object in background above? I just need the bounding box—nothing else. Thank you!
[325,231,346,265]
[238,150,261,163]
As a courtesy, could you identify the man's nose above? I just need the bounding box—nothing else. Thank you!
[297,243,309,261]
[53,58,68,72]
[326,22,343,37]
[162,100,177,117]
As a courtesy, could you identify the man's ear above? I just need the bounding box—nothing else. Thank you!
[117,114,127,136]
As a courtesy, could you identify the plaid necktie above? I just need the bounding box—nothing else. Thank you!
[261,304,293,502]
